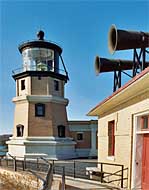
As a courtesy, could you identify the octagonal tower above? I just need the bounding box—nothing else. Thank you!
[7,31,76,159]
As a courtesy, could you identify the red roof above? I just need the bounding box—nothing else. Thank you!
[88,67,149,115]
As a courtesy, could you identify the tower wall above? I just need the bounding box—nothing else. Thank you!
[31,76,64,97]
[28,102,69,137]
[16,76,65,97]
[13,101,29,138]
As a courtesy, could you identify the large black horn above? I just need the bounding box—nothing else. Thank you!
[108,25,149,54]
[94,56,149,75]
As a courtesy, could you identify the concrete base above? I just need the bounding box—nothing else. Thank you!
[76,148,91,158]
[6,136,77,160]
[74,148,97,158]
[89,149,97,158]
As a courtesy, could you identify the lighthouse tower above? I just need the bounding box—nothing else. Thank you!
[7,31,76,159]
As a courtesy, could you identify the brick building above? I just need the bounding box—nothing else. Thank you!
[69,120,98,158]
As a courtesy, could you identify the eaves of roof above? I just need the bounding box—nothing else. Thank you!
[87,67,149,116]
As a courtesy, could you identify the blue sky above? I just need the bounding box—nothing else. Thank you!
[0,0,149,134]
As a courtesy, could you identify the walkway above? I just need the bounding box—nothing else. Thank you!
[54,175,121,190]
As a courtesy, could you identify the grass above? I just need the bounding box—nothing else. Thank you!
[0,170,41,190]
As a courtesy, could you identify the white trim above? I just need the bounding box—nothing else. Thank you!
[131,111,149,189]
[9,136,74,141]
[136,131,149,134]
[131,114,137,189]
[12,95,28,103]
[27,95,68,105]
[13,95,69,105]
[107,156,115,161]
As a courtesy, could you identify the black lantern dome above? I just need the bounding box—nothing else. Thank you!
[13,31,68,82]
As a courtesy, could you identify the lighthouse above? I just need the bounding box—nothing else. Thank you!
[7,31,76,159]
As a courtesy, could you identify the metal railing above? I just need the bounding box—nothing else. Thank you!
[97,162,127,188]
[0,155,128,189]
[7,153,17,171]
[0,154,66,190]
[12,65,68,76]
[51,160,128,188]
[28,157,53,190]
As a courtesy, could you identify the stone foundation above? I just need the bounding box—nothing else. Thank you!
[7,136,77,160]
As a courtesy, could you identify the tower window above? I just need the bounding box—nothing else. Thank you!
[35,103,45,117]
[58,125,65,138]
[21,80,25,90]
[54,80,59,91]
[16,124,24,137]
[77,132,83,141]
[47,60,53,71]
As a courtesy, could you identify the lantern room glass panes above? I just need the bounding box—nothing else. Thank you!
[22,48,54,71]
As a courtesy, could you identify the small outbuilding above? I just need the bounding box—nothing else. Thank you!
[69,120,98,158]
[88,67,149,189]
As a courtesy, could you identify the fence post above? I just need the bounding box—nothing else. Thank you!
[22,160,25,171]
[101,163,103,183]
[61,166,65,190]
[74,161,76,178]
[24,157,26,170]
[37,157,39,170]
[6,158,8,167]
[121,165,124,188]
[14,157,17,171]
[52,160,55,174]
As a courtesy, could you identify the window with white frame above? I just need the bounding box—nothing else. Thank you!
[141,115,149,130]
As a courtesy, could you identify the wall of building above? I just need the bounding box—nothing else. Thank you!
[69,120,98,157]
[98,92,148,188]
[70,131,91,148]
